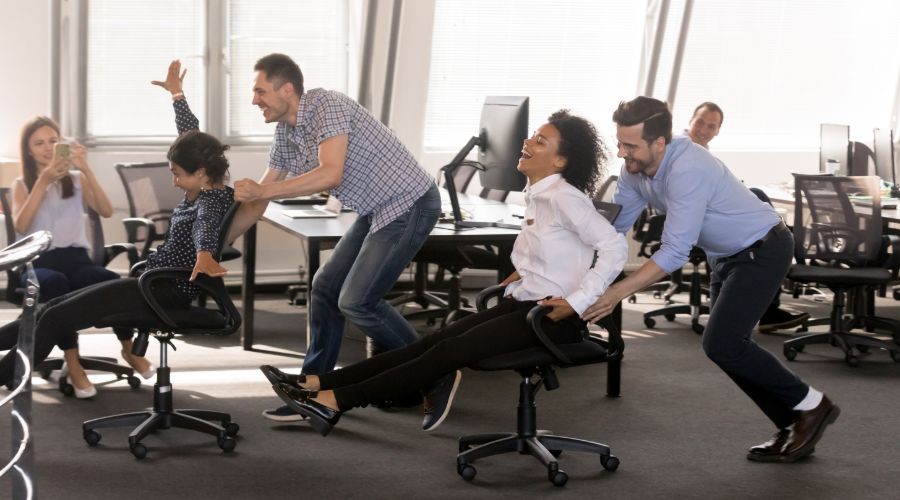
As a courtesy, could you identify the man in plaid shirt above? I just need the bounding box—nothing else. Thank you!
[231,54,443,423]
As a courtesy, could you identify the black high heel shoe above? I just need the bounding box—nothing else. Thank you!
[273,382,340,436]
[260,365,307,386]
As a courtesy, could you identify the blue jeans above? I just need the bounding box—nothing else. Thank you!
[302,184,441,374]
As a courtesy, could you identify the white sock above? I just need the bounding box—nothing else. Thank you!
[792,387,823,411]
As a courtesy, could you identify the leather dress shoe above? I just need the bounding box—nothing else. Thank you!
[260,365,306,387]
[779,395,840,463]
[747,428,791,462]
[272,382,338,436]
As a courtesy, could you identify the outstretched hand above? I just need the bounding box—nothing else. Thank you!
[151,59,186,95]
[190,251,227,282]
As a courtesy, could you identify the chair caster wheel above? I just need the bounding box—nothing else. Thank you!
[127,376,141,389]
[218,436,236,452]
[39,369,53,380]
[844,354,859,367]
[784,347,798,361]
[692,322,704,335]
[652,291,662,299]
[550,449,562,458]
[664,314,676,322]
[890,350,900,362]
[458,463,476,481]
[855,345,870,354]
[627,296,636,304]
[601,454,620,471]
[60,382,74,397]
[549,469,568,487]
[644,317,656,328]
[224,422,240,437]
[130,443,148,459]
[83,429,101,447]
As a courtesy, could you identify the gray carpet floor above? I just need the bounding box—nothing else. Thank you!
[1,288,898,499]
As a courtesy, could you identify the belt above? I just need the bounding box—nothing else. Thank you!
[720,220,788,261]
[748,220,789,250]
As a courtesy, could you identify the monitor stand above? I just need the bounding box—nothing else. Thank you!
[441,135,520,231]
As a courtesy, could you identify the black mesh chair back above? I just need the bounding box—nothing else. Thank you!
[115,162,180,258]
[793,174,883,266]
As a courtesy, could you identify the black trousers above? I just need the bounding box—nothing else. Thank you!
[0,278,186,385]
[319,298,586,411]
[704,224,809,429]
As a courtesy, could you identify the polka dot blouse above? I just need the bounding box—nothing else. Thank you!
[146,186,234,301]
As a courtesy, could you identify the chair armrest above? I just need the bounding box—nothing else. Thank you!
[136,267,241,335]
[882,234,900,279]
[526,305,625,367]
[103,242,139,268]
[475,284,507,311]
[123,217,162,258]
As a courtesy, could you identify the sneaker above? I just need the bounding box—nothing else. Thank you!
[758,308,810,334]
[262,404,308,422]
[422,370,462,432]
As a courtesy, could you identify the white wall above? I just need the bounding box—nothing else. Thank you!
[0,0,52,158]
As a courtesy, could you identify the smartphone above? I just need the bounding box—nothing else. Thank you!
[54,142,71,160]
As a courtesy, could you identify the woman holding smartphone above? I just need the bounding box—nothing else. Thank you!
[11,116,155,397]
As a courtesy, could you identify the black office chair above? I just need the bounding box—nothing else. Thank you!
[82,202,243,459]
[630,211,709,334]
[455,201,624,487]
[0,187,142,394]
[783,174,900,366]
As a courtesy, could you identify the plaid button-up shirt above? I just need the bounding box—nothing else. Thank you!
[268,88,434,233]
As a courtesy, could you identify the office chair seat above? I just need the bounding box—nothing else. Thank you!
[456,285,622,487]
[789,265,891,288]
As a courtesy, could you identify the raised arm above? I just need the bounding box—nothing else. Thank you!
[152,59,199,133]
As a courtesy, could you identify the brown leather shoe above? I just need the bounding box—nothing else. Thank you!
[779,395,840,463]
[747,428,790,462]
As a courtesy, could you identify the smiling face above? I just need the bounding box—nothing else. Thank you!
[517,123,567,184]
[27,125,61,170]
[616,123,665,177]
[251,71,297,125]
[170,162,206,197]
[688,106,722,148]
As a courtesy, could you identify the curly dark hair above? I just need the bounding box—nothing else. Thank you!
[167,130,231,184]
[547,109,608,194]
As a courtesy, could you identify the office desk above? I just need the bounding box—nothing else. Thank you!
[239,194,521,350]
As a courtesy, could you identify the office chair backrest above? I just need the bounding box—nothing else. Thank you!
[479,188,509,202]
[792,174,882,266]
[115,162,180,238]
[597,175,618,203]
[592,200,622,225]
[213,201,241,262]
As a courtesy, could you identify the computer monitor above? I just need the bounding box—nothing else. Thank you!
[442,96,528,229]
[873,128,899,197]
[820,123,850,175]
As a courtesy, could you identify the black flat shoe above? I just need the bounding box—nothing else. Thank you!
[260,365,306,386]
[273,382,340,436]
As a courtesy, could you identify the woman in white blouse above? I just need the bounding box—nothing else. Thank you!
[265,110,628,435]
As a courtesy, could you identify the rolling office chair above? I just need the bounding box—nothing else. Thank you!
[0,187,142,394]
[783,174,900,366]
[82,203,243,458]
[455,201,624,487]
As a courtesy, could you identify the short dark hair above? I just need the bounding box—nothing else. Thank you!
[167,130,231,185]
[612,96,673,144]
[691,101,724,127]
[546,109,608,194]
[254,53,304,96]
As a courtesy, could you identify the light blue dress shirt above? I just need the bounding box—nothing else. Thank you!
[612,136,781,273]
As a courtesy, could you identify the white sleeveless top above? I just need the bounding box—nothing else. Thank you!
[15,172,91,251]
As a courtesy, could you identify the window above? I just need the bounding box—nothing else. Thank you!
[83,0,361,142]
[424,0,646,153]
[657,0,900,150]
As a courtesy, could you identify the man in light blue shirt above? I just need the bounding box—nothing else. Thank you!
[583,97,839,464]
